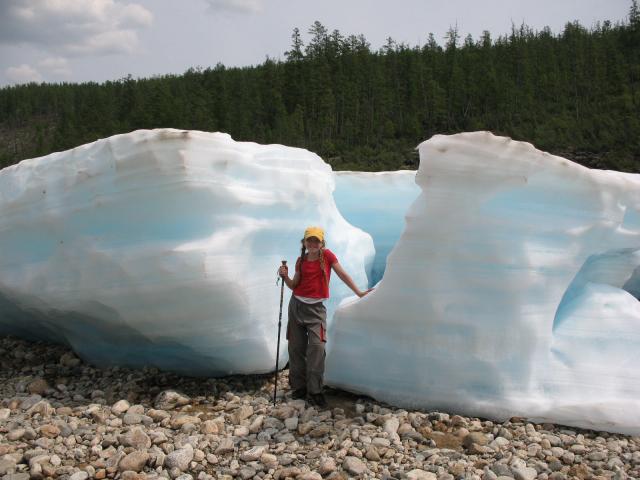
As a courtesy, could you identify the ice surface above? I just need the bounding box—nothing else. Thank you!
[3,128,639,434]
[334,171,420,287]
[0,129,373,376]
[326,131,640,434]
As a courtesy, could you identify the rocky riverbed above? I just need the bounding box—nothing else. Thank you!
[1,336,639,480]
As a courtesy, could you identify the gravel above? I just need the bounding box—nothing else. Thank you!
[1,335,638,480]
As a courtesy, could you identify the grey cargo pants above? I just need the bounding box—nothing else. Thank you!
[287,295,327,395]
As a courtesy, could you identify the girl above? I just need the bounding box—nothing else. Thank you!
[278,226,372,408]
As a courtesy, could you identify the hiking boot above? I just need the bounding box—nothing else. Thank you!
[308,393,328,409]
[291,388,307,400]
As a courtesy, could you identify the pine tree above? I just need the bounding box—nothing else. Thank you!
[285,28,305,62]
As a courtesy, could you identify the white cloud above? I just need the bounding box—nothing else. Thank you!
[0,0,153,56]
[66,30,139,55]
[5,64,43,84]
[117,3,153,27]
[205,0,263,14]
[39,57,72,77]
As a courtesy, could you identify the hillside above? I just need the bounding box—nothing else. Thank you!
[1,11,639,172]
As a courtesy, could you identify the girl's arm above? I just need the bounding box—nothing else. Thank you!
[285,270,301,290]
[332,262,372,298]
[279,263,301,290]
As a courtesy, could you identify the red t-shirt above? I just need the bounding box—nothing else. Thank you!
[293,249,338,299]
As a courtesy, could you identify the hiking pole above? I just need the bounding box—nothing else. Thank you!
[274,260,287,406]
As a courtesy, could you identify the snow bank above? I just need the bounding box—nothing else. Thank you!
[326,131,640,434]
[0,129,372,376]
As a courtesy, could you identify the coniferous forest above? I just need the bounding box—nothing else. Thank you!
[1,5,639,172]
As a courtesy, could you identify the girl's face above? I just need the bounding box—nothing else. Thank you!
[304,236,322,253]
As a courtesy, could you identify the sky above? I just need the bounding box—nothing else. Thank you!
[0,0,632,87]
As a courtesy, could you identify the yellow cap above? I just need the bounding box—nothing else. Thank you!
[303,226,324,242]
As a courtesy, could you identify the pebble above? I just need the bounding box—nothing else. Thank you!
[298,472,322,480]
[240,445,267,461]
[365,445,381,461]
[343,456,367,475]
[111,399,131,415]
[285,416,299,430]
[165,444,194,471]
[7,428,26,441]
[234,425,250,436]
[319,456,337,475]
[463,431,488,448]
[118,451,150,472]
[69,472,89,480]
[232,405,254,423]
[154,390,191,410]
[0,335,638,480]
[407,470,437,480]
[588,450,607,461]
[261,452,278,468]
[121,427,151,449]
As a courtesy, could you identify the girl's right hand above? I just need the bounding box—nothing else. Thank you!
[279,265,288,278]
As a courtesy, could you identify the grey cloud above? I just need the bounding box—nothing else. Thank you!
[204,0,263,14]
[0,0,152,56]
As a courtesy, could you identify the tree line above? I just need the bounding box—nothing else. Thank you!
[1,3,639,172]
